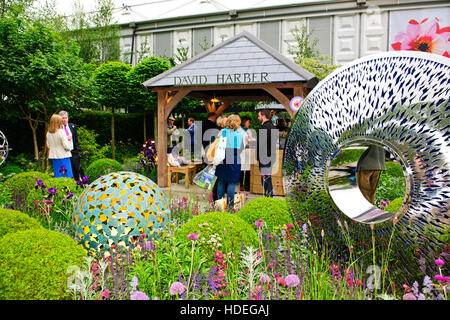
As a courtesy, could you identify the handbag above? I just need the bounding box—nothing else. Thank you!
[193,165,217,190]
[213,129,227,166]
[206,130,221,162]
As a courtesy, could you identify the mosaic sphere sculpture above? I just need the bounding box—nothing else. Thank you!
[283,51,449,274]
[73,171,171,254]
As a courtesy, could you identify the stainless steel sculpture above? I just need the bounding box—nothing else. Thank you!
[283,51,449,268]
[0,130,9,166]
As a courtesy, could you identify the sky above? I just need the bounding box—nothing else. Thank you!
[34,0,324,24]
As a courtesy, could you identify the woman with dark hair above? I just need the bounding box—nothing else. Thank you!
[239,116,253,191]
[46,114,73,178]
[214,114,244,210]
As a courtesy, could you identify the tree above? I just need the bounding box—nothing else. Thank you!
[0,0,34,18]
[94,61,132,160]
[0,17,96,162]
[127,57,172,141]
[64,0,121,65]
[287,24,340,81]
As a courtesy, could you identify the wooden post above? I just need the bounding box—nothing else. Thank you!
[263,87,295,118]
[157,90,168,187]
[215,101,232,116]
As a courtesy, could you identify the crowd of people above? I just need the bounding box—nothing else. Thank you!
[167,109,287,209]
[45,108,288,208]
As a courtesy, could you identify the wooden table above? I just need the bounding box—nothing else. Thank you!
[168,163,201,189]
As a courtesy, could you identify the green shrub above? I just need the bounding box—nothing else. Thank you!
[26,177,80,207]
[85,158,123,183]
[237,197,293,232]
[384,161,404,179]
[0,164,24,176]
[0,208,43,238]
[0,228,86,300]
[384,197,404,213]
[77,125,109,171]
[4,171,50,196]
[175,212,258,260]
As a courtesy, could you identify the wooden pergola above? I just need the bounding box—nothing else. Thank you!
[143,32,318,187]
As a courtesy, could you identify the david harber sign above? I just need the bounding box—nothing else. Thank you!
[173,72,269,86]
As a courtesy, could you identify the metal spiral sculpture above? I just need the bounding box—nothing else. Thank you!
[283,51,449,276]
[0,130,9,166]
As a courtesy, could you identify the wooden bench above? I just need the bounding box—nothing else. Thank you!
[168,164,198,189]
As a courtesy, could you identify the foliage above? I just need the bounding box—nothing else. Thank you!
[85,158,123,183]
[384,161,404,179]
[131,233,207,300]
[0,182,13,208]
[76,125,109,170]
[384,197,404,213]
[0,228,86,300]
[4,171,50,197]
[287,24,340,81]
[298,56,340,81]
[375,174,406,205]
[176,212,258,261]
[0,163,23,176]
[237,197,293,233]
[127,57,172,111]
[0,207,43,238]
[0,0,34,18]
[138,138,157,172]
[331,148,365,165]
[0,16,96,160]
[94,60,132,160]
[64,0,121,64]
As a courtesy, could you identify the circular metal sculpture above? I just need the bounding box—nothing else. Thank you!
[73,171,172,255]
[0,130,9,166]
[283,51,449,272]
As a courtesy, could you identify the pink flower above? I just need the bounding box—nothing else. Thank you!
[43,199,53,204]
[130,290,149,300]
[259,274,270,284]
[347,280,354,287]
[435,259,445,266]
[391,17,450,57]
[403,293,417,300]
[285,274,300,287]
[277,277,286,287]
[254,219,264,228]
[435,275,445,282]
[169,281,185,296]
[187,233,198,241]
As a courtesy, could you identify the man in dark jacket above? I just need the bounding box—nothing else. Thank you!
[257,109,278,197]
[202,112,219,151]
[59,110,84,181]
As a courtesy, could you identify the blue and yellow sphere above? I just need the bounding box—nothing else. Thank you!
[73,171,171,254]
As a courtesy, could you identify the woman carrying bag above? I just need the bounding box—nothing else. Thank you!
[213,115,243,210]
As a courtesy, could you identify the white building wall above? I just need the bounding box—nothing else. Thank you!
[333,14,361,65]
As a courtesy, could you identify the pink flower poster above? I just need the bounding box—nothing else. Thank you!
[389,7,450,57]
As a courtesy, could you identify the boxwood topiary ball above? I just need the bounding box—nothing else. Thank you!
[0,208,43,238]
[175,212,258,261]
[73,171,171,255]
[237,197,293,233]
[0,228,86,300]
[85,158,123,183]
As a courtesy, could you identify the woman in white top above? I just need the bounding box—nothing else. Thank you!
[46,114,73,178]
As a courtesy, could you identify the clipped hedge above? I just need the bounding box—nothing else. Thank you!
[237,197,293,233]
[85,158,123,183]
[0,208,43,238]
[4,171,50,197]
[0,228,86,300]
[175,212,258,260]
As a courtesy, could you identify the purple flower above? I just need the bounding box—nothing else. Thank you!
[169,282,185,296]
[285,274,300,288]
[187,233,198,241]
[66,192,74,199]
[130,290,149,300]
[260,274,270,284]
[82,176,89,184]
[47,188,57,196]
[403,293,417,300]
[435,259,445,266]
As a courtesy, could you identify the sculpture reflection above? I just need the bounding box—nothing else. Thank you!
[327,143,406,224]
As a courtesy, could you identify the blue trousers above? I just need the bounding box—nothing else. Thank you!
[217,177,235,209]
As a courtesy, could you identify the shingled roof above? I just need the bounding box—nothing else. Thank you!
[143,31,318,89]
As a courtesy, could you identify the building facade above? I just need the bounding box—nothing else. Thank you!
[117,0,450,67]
